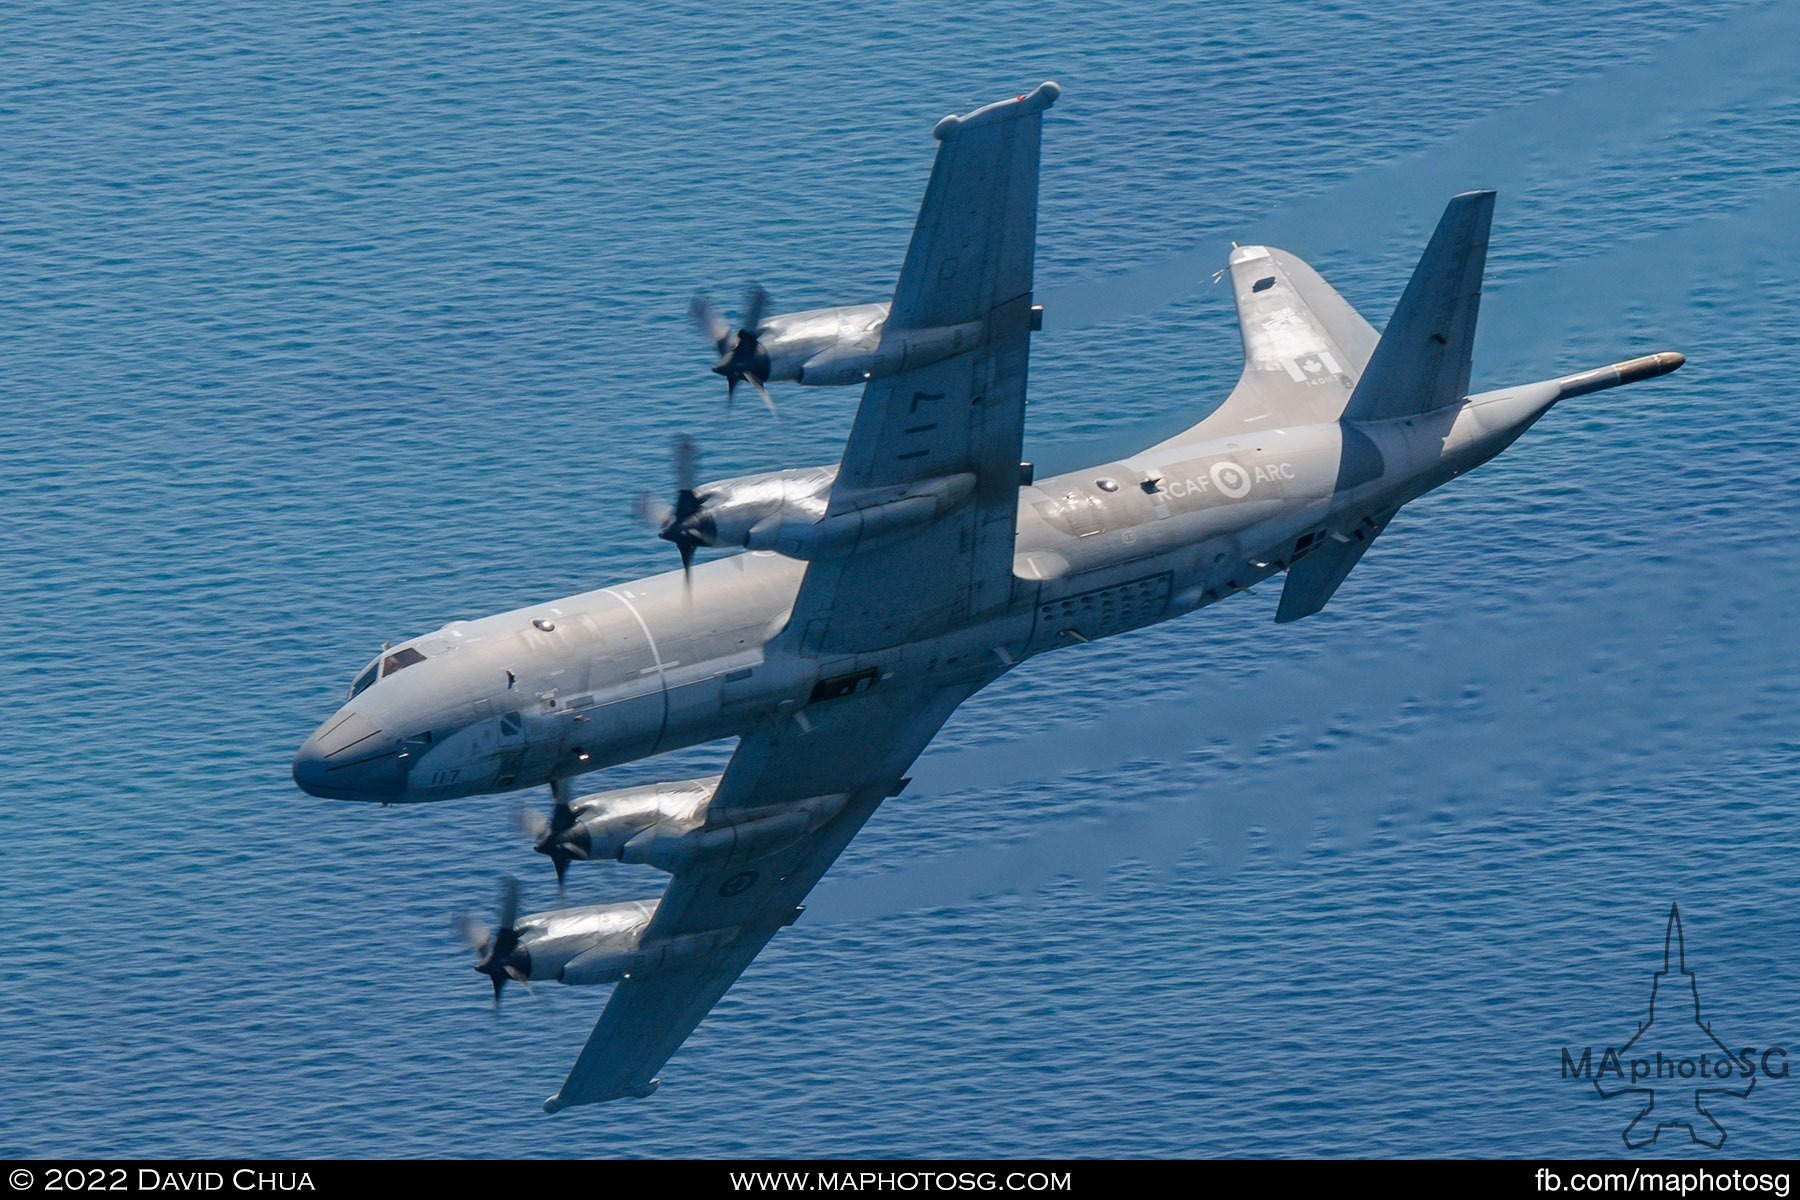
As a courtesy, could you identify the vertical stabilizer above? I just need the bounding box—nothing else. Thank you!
[1342,191,1494,422]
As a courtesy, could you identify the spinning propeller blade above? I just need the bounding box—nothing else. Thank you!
[455,876,527,1009]
[521,779,582,895]
[691,284,774,408]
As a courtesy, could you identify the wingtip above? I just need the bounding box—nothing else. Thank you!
[934,81,1062,140]
[541,1077,658,1112]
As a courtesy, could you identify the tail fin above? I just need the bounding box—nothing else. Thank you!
[1342,191,1495,422]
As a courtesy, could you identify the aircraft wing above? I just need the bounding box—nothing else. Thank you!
[542,675,993,1111]
[787,82,1059,655]
[1198,243,1379,432]
[545,83,1055,1112]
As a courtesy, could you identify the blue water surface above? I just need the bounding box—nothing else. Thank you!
[2,0,1797,1159]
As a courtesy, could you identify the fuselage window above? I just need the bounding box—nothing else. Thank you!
[383,646,428,677]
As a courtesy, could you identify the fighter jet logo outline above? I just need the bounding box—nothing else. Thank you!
[1593,904,1754,1149]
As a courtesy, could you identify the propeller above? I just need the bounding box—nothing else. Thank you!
[518,779,582,896]
[689,285,778,414]
[454,875,529,1009]
[634,434,709,586]
[688,293,732,357]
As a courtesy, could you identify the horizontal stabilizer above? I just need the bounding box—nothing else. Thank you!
[1343,191,1494,422]
[1275,513,1394,624]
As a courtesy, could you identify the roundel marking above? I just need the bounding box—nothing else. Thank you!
[719,870,759,898]
[1210,461,1253,500]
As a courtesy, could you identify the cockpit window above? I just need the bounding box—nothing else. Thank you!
[346,645,429,700]
[348,661,380,700]
[383,646,427,677]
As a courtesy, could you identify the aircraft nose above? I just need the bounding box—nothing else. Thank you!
[292,710,408,800]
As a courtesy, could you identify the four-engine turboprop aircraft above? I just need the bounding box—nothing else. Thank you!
[293,81,1684,1111]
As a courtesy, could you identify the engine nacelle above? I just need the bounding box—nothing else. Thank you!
[799,320,984,387]
[555,775,852,875]
[510,896,659,982]
[751,301,888,385]
[509,896,744,987]
[743,473,976,561]
[559,777,717,862]
[558,924,740,986]
[687,466,835,550]
[679,468,977,564]
[620,792,849,873]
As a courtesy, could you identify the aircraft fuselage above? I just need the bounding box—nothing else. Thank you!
[292,369,1571,805]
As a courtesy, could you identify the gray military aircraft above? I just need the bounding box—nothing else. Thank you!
[293,80,1684,1111]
